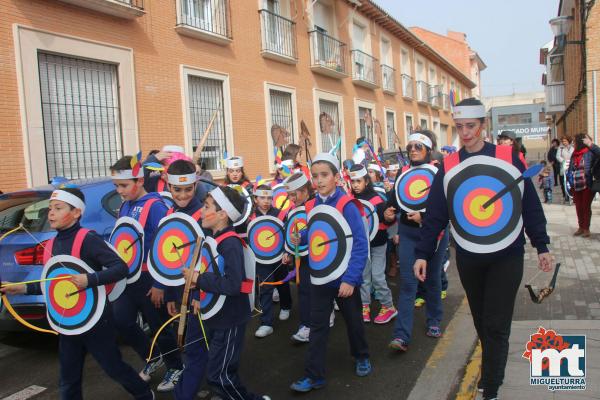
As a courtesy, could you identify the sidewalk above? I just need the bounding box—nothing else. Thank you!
[459,190,600,400]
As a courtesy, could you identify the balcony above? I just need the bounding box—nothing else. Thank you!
[351,50,379,89]
[176,0,232,45]
[545,83,565,113]
[429,85,441,108]
[441,93,450,111]
[309,30,348,79]
[416,80,429,104]
[401,74,414,99]
[57,0,144,18]
[259,9,297,64]
[381,64,396,94]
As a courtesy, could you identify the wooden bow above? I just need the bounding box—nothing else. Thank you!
[525,263,561,304]
[177,235,203,349]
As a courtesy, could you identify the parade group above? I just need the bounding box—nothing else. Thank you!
[0,98,555,400]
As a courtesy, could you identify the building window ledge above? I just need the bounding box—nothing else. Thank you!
[57,0,145,19]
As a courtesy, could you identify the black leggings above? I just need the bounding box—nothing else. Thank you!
[456,250,524,398]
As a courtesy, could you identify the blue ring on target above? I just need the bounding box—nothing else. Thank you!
[45,266,95,327]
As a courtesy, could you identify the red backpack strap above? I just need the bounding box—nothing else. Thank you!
[157,180,166,192]
[71,228,91,259]
[43,237,56,265]
[167,208,174,216]
[443,152,460,174]
[335,195,365,217]
[139,198,159,228]
[304,198,317,215]
[369,195,384,206]
[192,208,203,221]
[401,165,410,173]
[215,230,247,248]
[277,208,288,221]
[518,152,528,168]
[495,144,513,164]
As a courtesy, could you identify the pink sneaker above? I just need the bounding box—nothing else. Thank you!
[362,304,370,323]
[374,305,398,324]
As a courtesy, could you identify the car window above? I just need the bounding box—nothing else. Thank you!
[102,190,122,218]
[0,194,52,233]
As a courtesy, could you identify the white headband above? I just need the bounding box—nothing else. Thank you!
[313,152,340,172]
[407,133,433,149]
[226,157,244,169]
[368,163,387,175]
[283,173,309,191]
[253,189,273,197]
[50,190,86,213]
[349,166,368,180]
[452,105,486,119]
[388,164,400,171]
[167,173,197,186]
[111,169,144,180]
[210,187,242,222]
[162,145,185,154]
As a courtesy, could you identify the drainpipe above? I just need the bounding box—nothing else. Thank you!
[594,70,598,143]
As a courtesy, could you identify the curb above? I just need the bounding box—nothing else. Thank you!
[455,341,481,400]
[406,297,478,400]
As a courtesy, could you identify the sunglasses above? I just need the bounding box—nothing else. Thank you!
[406,143,425,152]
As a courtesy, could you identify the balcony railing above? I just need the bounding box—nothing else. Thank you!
[259,9,297,63]
[381,64,395,94]
[57,0,144,18]
[441,93,450,110]
[401,74,413,99]
[416,80,429,103]
[429,85,441,108]
[545,83,565,112]
[351,50,379,89]
[309,30,348,79]
[176,0,232,45]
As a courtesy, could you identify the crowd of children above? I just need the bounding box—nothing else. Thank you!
[0,98,553,400]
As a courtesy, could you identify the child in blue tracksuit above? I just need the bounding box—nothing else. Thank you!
[290,153,370,393]
[184,186,270,400]
[110,155,183,391]
[1,187,153,400]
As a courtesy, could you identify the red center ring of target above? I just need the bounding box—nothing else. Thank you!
[463,188,503,228]
[48,275,87,318]
[157,231,191,270]
[255,227,280,252]
[404,174,431,201]
[117,232,138,267]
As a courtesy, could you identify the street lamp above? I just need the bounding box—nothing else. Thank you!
[549,15,583,45]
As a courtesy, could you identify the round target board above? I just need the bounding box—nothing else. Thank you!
[228,185,253,227]
[42,255,106,335]
[110,217,144,283]
[247,216,284,264]
[358,200,379,241]
[395,164,438,213]
[272,184,294,214]
[195,237,226,320]
[148,213,205,286]
[105,242,127,302]
[284,207,308,256]
[307,205,353,285]
[443,155,523,254]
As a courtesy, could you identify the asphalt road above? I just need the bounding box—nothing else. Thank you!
[0,267,464,400]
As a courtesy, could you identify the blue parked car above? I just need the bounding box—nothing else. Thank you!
[0,177,122,331]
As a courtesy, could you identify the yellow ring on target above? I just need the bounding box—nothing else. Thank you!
[116,239,134,263]
[469,195,495,220]
[311,236,326,257]
[257,230,275,247]
[54,280,79,309]
[408,179,428,198]
[162,236,184,263]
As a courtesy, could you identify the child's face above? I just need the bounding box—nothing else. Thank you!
[351,178,367,194]
[113,179,145,201]
[227,168,243,183]
[311,162,338,196]
[48,200,81,230]
[387,170,398,179]
[288,187,309,205]
[255,195,272,212]
[169,183,196,209]
[201,196,227,230]
[368,169,380,182]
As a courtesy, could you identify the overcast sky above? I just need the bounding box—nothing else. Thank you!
[375,0,559,98]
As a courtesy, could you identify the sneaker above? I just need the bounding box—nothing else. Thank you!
[574,228,584,236]
[157,368,182,392]
[582,229,591,238]
[139,357,164,382]
[414,297,425,308]
[262,397,271,400]
[255,325,274,338]
[329,311,335,327]
[272,288,280,303]
[426,326,443,338]
[389,338,408,352]
[374,305,398,324]
[477,379,484,393]
[355,358,372,377]
[441,290,447,300]
[292,325,310,343]
[279,309,290,321]
[290,377,326,392]
[362,304,371,323]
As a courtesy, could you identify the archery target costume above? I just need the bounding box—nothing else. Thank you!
[28,222,152,400]
[111,192,184,373]
[415,142,550,397]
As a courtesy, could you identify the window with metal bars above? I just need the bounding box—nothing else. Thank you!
[386,111,396,150]
[318,99,340,157]
[188,75,227,171]
[269,89,295,148]
[38,52,123,181]
[359,106,373,144]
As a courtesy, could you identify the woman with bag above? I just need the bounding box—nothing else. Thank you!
[557,137,574,204]
[568,133,600,237]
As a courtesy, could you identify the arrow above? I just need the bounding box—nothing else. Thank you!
[316,234,353,247]
[1,275,72,287]
[124,235,142,252]
[482,163,544,210]
[66,287,88,298]
[418,185,431,194]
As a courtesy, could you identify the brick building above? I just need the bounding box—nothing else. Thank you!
[542,0,600,142]
[1,0,479,191]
